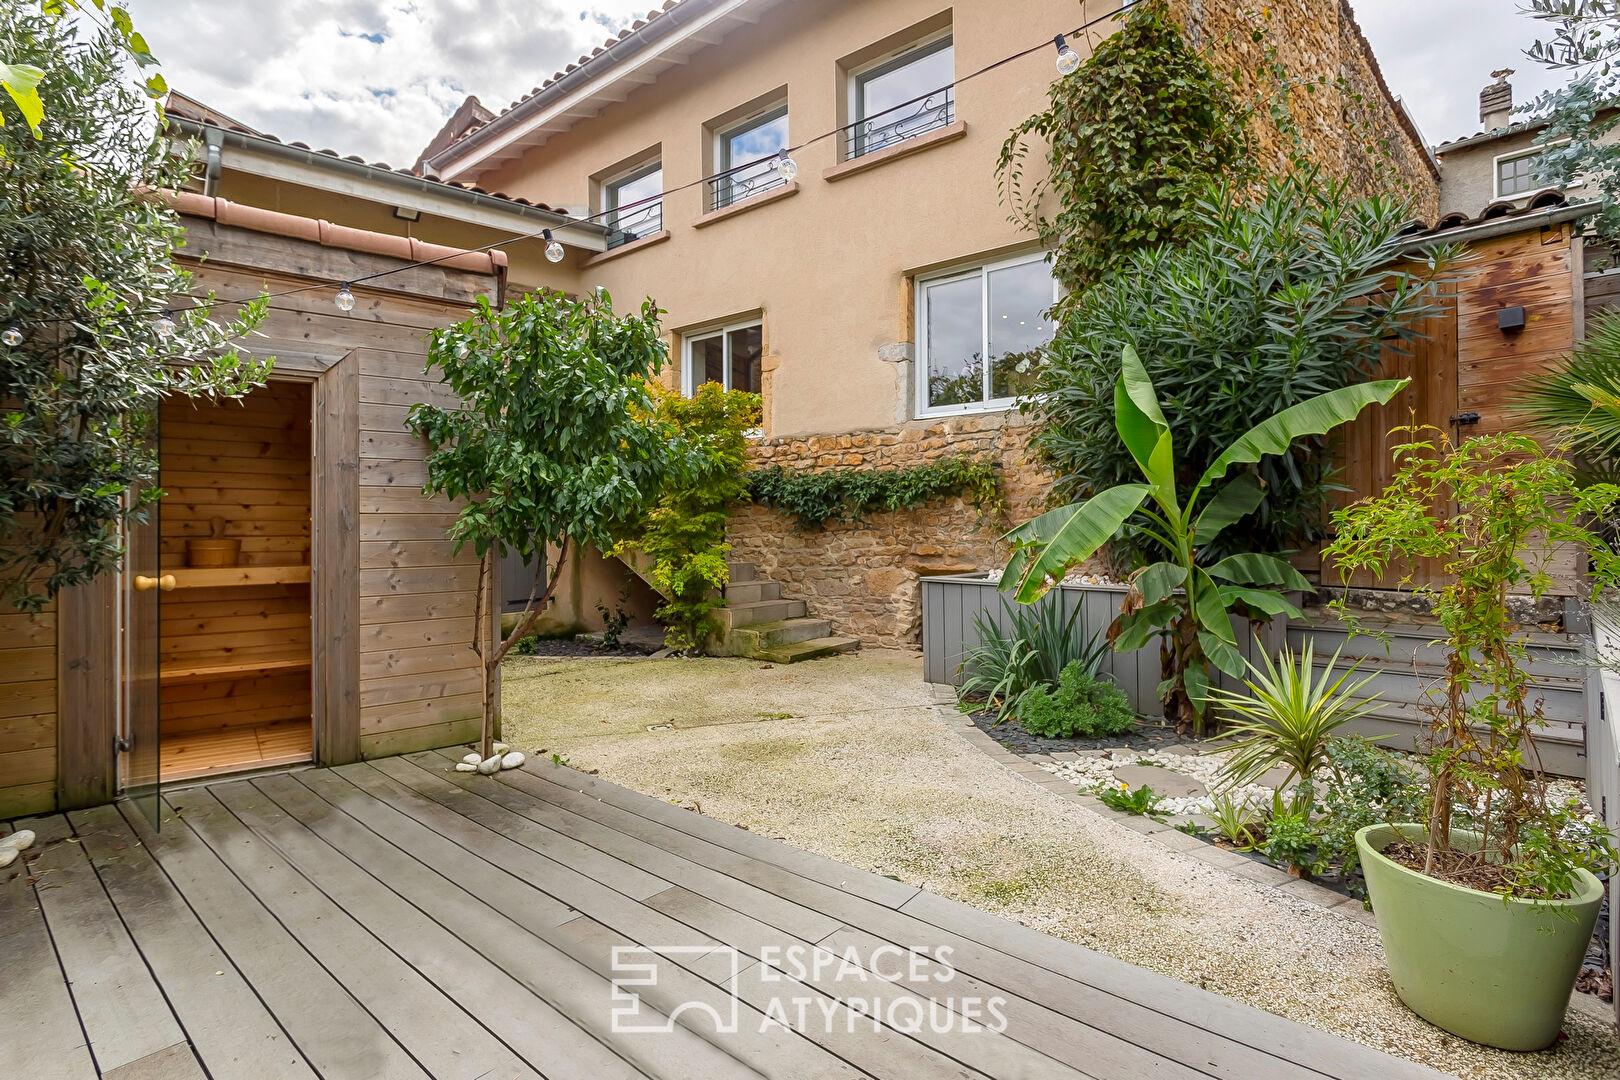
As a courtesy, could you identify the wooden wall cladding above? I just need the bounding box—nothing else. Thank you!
[0,601,57,816]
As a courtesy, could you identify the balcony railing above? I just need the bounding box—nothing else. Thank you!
[604,201,664,250]
[841,85,955,161]
[706,160,789,213]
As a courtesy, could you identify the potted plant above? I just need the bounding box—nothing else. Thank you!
[1325,428,1620,1051]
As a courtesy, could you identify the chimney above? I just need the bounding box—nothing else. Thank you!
[1480,69,1514,132]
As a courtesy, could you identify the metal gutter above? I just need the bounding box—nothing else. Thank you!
[1395,200,1601,255]
[168,115,608,247]
[424,0,735,179]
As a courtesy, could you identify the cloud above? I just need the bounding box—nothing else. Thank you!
[124,0,656,166]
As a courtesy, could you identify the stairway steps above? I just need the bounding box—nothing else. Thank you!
[752,636,861,665]
[723,618,836,654]
[727,561,759,583]
[725,580,782,604]
[717,598,807,632]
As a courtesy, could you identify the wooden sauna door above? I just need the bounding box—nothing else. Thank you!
[123,477,163,829]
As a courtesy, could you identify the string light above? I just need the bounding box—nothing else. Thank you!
[543,229,565,263]
[1,324,22,347]
[155,310,177,336]
[775,149,798,183]
[1054,34,1081,76]
[334,283,356,312]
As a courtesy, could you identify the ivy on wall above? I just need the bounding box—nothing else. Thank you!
[745,456,1005,531]
[996,0,1259,301]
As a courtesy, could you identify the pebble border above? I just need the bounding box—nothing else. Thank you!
[927,687,1379,929]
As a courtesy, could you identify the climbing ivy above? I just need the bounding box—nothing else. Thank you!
[746,456,1004,530]
[996,0,1259,301]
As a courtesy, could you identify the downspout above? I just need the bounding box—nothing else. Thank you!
[202,126,224,197]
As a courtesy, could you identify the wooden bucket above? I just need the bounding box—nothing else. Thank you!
[187,516,240,567]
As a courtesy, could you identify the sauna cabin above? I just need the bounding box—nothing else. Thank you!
[0,195,510,818]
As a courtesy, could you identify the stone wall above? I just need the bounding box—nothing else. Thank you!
[1171,0,1441,223]
[727,412,1053,648]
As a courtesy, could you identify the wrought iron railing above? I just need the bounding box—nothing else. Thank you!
[841,84,955,161]
[604,201,663,250]
[707,162,788,213]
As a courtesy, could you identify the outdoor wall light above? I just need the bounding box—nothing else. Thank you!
[1054,34,1081,76]
[1498,306,1527,333]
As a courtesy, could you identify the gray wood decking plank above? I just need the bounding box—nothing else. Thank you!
[117,799,428,1080]
[23,815,196,1077]
[494,764,1335,1080]
[99,1042,208,1080]
[178,785,544,1080]
[66,804,315,1080]
[394,753,844,945]
[0,815,100,1080]
[236,774,697,1080]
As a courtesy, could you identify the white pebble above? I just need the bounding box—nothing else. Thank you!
[462,752,481,765]
[478,755,502,775]
[0,829,35,852]
[493,743,509,755]
[500,751,525,771]
[454,762,478,773]
[0,848,15,869]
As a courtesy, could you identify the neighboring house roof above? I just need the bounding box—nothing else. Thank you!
[422,0,782,181]
[413,95,496,174]
[164,92,608,250]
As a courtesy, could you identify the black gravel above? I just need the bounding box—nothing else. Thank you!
[966,708,1218,756]
[512,638,660,659]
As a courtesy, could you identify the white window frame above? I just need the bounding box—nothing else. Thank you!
[914,251,1059,419]
[713,102,789,210]
[847,28,954,159]
[602,157,663,241]
[1492,140,1572,200]
[682,317,764,396]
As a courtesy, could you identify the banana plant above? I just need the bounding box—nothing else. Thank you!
[1002,346,1408,735]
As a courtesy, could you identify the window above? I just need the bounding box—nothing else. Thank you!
[916,254,1058,416]
[603,160,663,249]
[1496,149,1542,198]
[847,33,954,159]
[684,319,763,395]
[711,104,789,211]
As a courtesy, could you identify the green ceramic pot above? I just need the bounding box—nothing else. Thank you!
[1356,823,1603,1051]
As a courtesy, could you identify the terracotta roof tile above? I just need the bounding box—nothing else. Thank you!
[1414,189,1581,236]
[166,191,509,275]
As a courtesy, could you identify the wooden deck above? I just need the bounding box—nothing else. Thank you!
[2,751,1450,1080]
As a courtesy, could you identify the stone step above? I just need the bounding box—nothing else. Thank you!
[752,635,862,665]
[725,580,782,604]
[727,561,758,583]
[717,598,806,631]
[723,617,835,655]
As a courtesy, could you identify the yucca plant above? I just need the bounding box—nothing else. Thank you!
[956,600,1109,724]
[1205,641,1382,793]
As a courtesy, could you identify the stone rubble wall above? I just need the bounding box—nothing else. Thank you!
[727,412,1055,648]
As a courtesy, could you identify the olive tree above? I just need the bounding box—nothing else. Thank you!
[0,3,267,611]
[408,289,687,756]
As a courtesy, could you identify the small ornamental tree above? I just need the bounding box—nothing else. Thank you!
[408,289,686,756]
[0,4,268,611]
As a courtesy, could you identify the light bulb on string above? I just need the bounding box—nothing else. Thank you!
[543,229,565,263]
[1,324,22,347]
[335,283,356,312]
[775,149,798,183]
[1054,34,1081,76]
[155,310,177,336]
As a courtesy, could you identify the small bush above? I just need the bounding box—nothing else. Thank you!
[1016,661,1136,739]
[956,601,1108,723]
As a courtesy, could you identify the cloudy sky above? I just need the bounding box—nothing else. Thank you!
[122,0,1570,169]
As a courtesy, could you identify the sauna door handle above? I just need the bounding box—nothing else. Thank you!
[134,574,176,592]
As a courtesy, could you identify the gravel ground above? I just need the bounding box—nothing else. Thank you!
[500,650,1620,1080]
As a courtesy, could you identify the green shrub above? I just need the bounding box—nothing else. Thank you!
[746,456,1003,530]
[1016,661,1135,739]
[1098,783,1161,817]
[1259,792,1325,878]
[956,602,1109,724]
[621,382,760,652]
[1302,736,1429,877]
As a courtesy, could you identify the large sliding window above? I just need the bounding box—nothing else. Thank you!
[916,253,1057,416]
[847,33,954,159]
[603,160,663,249]
[712,104,790,211]
[684,319,763,396]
